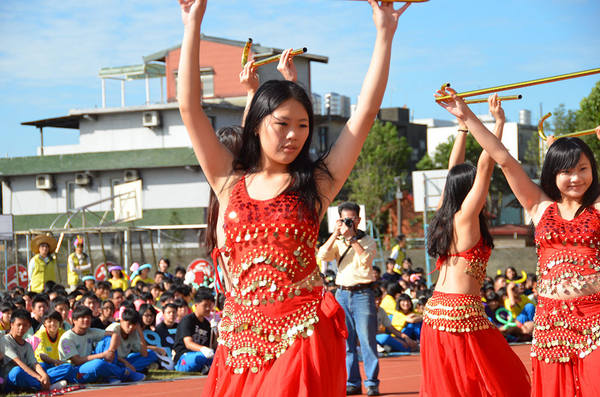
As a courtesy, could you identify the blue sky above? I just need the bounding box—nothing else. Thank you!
[1,0,599,158]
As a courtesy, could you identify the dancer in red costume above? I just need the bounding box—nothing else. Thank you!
[439,86,600,396]
[177,1,411,395]
[420,94,531,397]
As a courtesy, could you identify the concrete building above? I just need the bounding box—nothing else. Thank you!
[0,35,330,276]
[413,111,540,225]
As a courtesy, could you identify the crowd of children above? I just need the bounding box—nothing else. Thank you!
[1,244,537,395]
[325,256,537,355]
[0,258,219,394]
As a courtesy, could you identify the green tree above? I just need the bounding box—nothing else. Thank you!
[577,81,600,153]
[346,120,412,231]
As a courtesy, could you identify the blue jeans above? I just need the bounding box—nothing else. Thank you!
[336,287,379,388]
[516,303,536,323]
[375,333,411,352]
[5,364,76,392]
[402,322,422,341]
[175,352,212,372]
[95,335,158,372]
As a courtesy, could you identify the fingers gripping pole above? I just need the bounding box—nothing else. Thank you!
[436,67,600,102]
[252,48,307,68]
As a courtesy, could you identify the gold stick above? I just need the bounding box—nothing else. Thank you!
[436,67,600,102]
[537,112,552,141]
[464,94,522,104]
[252,48,307,68]
[241,38,253,68]
[538,112,597,141]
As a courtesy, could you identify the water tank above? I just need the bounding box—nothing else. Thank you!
[519,109,531,126]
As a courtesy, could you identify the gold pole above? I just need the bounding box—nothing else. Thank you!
[464,94,522,105]
[559,128,597,139]
[252,48,307,68]
[538,113,552,141]
[241,38,253,67]
[538,112,597,141]
[436,67,600,102]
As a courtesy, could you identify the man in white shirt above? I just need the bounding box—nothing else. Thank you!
[317,202,379,396]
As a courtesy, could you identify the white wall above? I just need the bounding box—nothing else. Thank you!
[39,106,243,155]
[427,122,523,161]
[3,169,211,216]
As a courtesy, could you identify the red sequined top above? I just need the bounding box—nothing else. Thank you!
[218,175,322,374]
[534,202,600,295]
[435,236,492,286]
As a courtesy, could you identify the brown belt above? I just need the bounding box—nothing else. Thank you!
[339,283,373,292]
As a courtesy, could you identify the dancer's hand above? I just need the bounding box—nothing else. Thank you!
[368,0,410,36]
[277,48,298,83]
[240,61,259,94]
[488,93,505,123]
[179,0,207,27]
[435,87,474,122]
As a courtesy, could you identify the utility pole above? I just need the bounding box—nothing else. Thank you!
[394,176,403,235]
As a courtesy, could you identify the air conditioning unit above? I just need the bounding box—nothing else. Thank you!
[74,172,91,186]
[36,174,54,190]
[123,170,139,182]
[142,111,160,127]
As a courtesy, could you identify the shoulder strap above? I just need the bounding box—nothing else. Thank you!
[338,244,353,265]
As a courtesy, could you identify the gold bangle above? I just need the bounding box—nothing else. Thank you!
[458,128,468,133]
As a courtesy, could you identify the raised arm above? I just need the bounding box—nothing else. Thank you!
[458,94,505,218]
[436,118,469,210]
[240,48,298,126]
[240,60,259,126]
[437,88,548,222]
[320,0,410,204]
[178,0,234,192]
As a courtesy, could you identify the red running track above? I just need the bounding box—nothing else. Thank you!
[76,344,532,397]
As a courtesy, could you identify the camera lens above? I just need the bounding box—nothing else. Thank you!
[343,218,354,227]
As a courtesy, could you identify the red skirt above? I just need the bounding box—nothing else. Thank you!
[202,291,347,397]
[420,291,531,397]
[531,292,600,397]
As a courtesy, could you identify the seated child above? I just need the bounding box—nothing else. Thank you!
[50,296,72,331]
[155,303,178,350]
[1,309,75,393]
[32,311,66,370]
[58,306,145,384]
[373,289,418,353]
[103,308,158,373]
[172,290,215,372]
[0,301,16,332]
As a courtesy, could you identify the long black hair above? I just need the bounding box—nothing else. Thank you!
[540,137,600,217]
[427,163,494,258]
[233,80,333,221]
[202,125,244,251]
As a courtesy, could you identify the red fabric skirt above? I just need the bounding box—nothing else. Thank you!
[202,291,347,397]
[531,292,600,397]
[420,291,531,397]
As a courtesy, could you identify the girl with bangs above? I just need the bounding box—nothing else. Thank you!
[438,85,600,397]
[177,1,411,395]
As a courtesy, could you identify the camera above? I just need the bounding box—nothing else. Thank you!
[343,218,354,227]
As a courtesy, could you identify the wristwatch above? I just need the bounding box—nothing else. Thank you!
[348,236,358,245]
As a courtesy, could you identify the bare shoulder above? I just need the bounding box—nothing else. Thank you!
[530,200,554,225]
[216,171,244,210]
